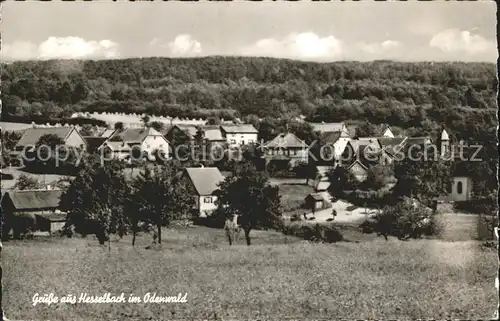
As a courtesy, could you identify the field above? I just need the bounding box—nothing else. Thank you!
[0,121,33,132]
[3,219,497,320]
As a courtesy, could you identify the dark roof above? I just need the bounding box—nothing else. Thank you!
[404,136,432,146]
[220,124,258,134]
[265,133,308,149]
[108,127,166,145]
[306,193,325,201]
[346,125,357,138]
[100,129,116,138]
[171,125,199,139]
[184,167,225,196]
[378,137,407,156]
[378,137,406,147]
[321,131,342,144]
[15,127,74,148]
[2,189,63,210]
[357,145,381,168]
[83,136,107,151]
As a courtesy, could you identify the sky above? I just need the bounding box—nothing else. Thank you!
[1,1,497,63]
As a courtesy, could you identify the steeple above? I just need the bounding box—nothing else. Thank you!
[439,128,450,158]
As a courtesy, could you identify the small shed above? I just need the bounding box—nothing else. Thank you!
[305,193,325,211]
[1,189,66,235]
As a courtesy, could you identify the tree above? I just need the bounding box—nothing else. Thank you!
[13,174,41,190]
[114,122,124,131]
[362,164,396,191]
[294,162,316,185]
[206,116,221,125]
[393,145,452,206]
[372,197,437,240]
[149,121,164,132]
[216,162,282,245]
[141,115,151,127]
[26,134,80,175]
[327,166,359,197]
[60,156,129,245]
[79,124,95,136]
[131,163,194,244]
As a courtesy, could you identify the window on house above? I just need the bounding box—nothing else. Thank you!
[230,139,236,144]
[290,149,296,156]
[204,197,213,203]
[456,181,463,195]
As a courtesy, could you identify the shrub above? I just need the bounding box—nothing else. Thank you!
[290,213,302,222]
[370,197,438,240]
[282,222,343,243]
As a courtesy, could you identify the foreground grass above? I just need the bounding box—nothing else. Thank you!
[3,226,497,320]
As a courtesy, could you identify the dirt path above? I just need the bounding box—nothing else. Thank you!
[304,200,376,224]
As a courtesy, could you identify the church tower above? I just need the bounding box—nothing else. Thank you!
[439,128,450,158]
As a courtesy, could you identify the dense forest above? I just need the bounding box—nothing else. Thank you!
[1,57,497,195]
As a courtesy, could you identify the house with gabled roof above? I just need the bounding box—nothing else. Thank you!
[220,124,258,147]
[309,122,353,163]
[13,127,87,153]
[181,167,226,217]
[99,127,170,162]
[165,124,199,144]
[340,139,384,181]
[263,132,310,167]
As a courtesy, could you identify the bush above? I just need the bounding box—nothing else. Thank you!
[453,197,498,215]
[282,222,343,243]
[370,197,439,240]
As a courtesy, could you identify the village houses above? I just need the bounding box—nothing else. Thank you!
[99,127,170,162]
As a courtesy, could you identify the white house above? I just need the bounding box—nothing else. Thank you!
[100,127,170,162]
[220,124,258,147]
[182,167,226,217]
[309,122,352,162]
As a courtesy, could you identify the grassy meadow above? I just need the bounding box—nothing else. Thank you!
[2,216,498,321]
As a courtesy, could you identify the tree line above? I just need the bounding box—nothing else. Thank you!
[57,156,281,247]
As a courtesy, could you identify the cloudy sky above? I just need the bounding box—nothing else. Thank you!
[2,1,497,62]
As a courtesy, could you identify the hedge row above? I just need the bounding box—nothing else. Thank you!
[282,222,343,243]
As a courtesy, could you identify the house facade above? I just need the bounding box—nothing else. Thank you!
[263,132,309,167]
[220,124,258,147]
[182,167,226,217]
[446,176,473,202]
[100,127,170,162]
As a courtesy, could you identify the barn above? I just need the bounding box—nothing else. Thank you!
[1,189,66,236]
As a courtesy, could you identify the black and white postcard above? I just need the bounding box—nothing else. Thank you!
[0,1,498,320]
